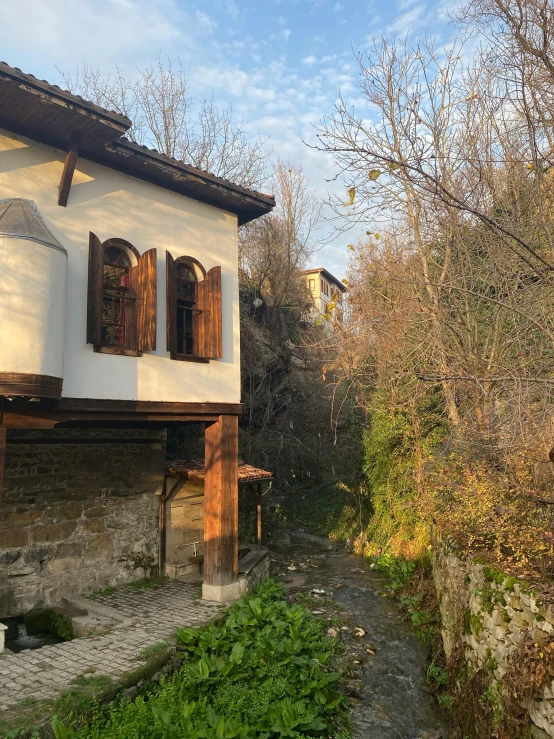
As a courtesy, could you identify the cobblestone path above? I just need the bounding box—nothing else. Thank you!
[0,580,220,711]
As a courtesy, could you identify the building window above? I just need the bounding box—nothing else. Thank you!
[309,278,315,291]
[102,246,133,348]
[166,253,223,362]
[87,233,157,356]
[176,262,197,355]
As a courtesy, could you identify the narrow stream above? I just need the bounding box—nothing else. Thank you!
[270,530,451,739]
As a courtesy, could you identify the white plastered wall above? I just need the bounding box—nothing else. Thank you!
[0,130,241,403]
[0,236,67,378]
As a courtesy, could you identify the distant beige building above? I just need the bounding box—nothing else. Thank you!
[301,267,346,329]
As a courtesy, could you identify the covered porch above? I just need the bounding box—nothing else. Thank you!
[163,440,273,602]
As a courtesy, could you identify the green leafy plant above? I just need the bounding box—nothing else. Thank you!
[52,579,351,739]
[50,612,73,642]
[426,662,448,689]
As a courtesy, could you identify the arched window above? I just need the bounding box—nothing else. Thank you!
[87,233,157,356]
[166,253,222,361]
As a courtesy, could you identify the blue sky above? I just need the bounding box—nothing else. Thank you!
[0,0,456,277]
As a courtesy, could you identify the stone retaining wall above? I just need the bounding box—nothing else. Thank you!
[433,542,554,736]
[0,428,166,617]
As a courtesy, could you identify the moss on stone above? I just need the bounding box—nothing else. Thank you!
[471,612,484,637]
[463,608,472,635]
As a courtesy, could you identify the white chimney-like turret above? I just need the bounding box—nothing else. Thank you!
[0,199,68,397]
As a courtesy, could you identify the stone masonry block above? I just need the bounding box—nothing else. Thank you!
[31,521,77,544]
[81,519,106,534]
[56,502,83,521]
[8,510,43,526]
[1,528,29,548]
[84,506,110,519]
[84,534,114,560]
[46,558,81,575]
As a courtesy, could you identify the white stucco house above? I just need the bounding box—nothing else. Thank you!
[0,61,275,611]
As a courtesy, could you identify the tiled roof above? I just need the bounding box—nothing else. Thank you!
[0,62,275,224]
[166,459,274,484]
[300,267,347,291]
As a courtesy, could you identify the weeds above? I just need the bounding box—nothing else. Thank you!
[136,642,169,661]
[127,576,169,592]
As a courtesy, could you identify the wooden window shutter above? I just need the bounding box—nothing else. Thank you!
[197,266,223,359]
[130,248,157,352]
[166,251,177,353]
[86,232,103,345]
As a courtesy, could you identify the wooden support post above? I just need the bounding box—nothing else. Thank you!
[257,483,262,550]
[58,131,82,207]
[203,415,239,602]
[0,427,6,513]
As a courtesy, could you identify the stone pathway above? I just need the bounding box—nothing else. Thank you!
[0,580,220,711]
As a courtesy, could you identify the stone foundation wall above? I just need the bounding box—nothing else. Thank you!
[433,542,554,737]
[0,428,166,617]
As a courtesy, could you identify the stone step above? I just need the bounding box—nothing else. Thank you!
[165,561,200,579]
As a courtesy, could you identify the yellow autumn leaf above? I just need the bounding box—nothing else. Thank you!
[527,162,534,170]
[343,187,356,206]
[347,244,355,251]
[341,279,349,285]
[374,233,380,240]
[387,161,401,171]
[369,169,381,181]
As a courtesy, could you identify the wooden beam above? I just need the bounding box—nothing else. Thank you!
[257,483,262,550]
[56,399,243,415]
[58,131,81,207]
[0,428,6,512]
[204,415,238,587]
[0,412,223,428]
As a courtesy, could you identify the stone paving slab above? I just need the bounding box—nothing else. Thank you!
[0,580,221,711]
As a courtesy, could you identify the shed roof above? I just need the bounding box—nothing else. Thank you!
[0,62,275,225]
[166,460,273,484]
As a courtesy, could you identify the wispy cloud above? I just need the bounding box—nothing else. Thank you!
[0,0,458,276]
[270,27,291,42]
[195,10,217,32]
[386,3,426,34]
[398,0,421,10]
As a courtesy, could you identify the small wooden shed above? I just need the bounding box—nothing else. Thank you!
[162,461,273,581]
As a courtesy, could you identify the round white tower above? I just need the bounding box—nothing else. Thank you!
[0,199,68,398]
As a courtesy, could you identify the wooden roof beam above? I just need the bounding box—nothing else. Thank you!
[58,131,82,207]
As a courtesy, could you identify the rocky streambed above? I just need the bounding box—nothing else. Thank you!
[270,530,451,739]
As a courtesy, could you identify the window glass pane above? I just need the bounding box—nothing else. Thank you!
[101,324,125,346]
[177,264,196,281]
[105,246,131,267]
[176,305,194,354]
[177,280,195,301]
[102,298,114,323]
[104,264,129,287]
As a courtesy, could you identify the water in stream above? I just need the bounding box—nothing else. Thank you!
[4,618,62,653]
[270,530,451,739]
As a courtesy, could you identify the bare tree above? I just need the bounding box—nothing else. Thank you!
[59,57,270,189]
[239,159,322,332]
[311,20,554,573]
